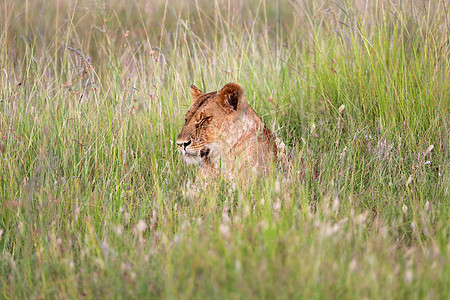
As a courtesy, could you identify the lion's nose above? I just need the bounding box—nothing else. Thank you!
[176,140,191,148]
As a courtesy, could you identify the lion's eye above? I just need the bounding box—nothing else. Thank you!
[198,116,212,126]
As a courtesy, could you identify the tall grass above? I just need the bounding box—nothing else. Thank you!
[0,0,448,298]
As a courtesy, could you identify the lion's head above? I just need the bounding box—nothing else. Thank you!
[177,82,278,174]
[176,83,245,164]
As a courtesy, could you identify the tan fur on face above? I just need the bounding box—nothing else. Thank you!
[176,82,279,176]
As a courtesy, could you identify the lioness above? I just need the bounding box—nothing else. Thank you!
[176,82,280,175]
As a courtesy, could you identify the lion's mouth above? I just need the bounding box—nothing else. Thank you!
[182,148,199,157]
[182,146,210,157]
[179,147,210,165]
[200,148,210,158]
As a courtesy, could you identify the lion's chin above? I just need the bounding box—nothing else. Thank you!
[180,147,211,165]
[183,154,203,165]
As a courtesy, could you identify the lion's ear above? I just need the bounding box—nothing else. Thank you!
[190,85,203,103]
[218,83,245,112]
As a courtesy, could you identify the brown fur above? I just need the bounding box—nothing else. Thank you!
[176,83,279,176]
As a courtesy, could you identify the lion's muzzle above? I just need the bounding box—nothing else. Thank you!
[176,137,204,164]
[176,139,191,150]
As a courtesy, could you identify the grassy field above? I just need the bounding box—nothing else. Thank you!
[0,0,449,298]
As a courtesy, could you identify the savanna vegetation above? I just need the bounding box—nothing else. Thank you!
[0,0,448,298]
